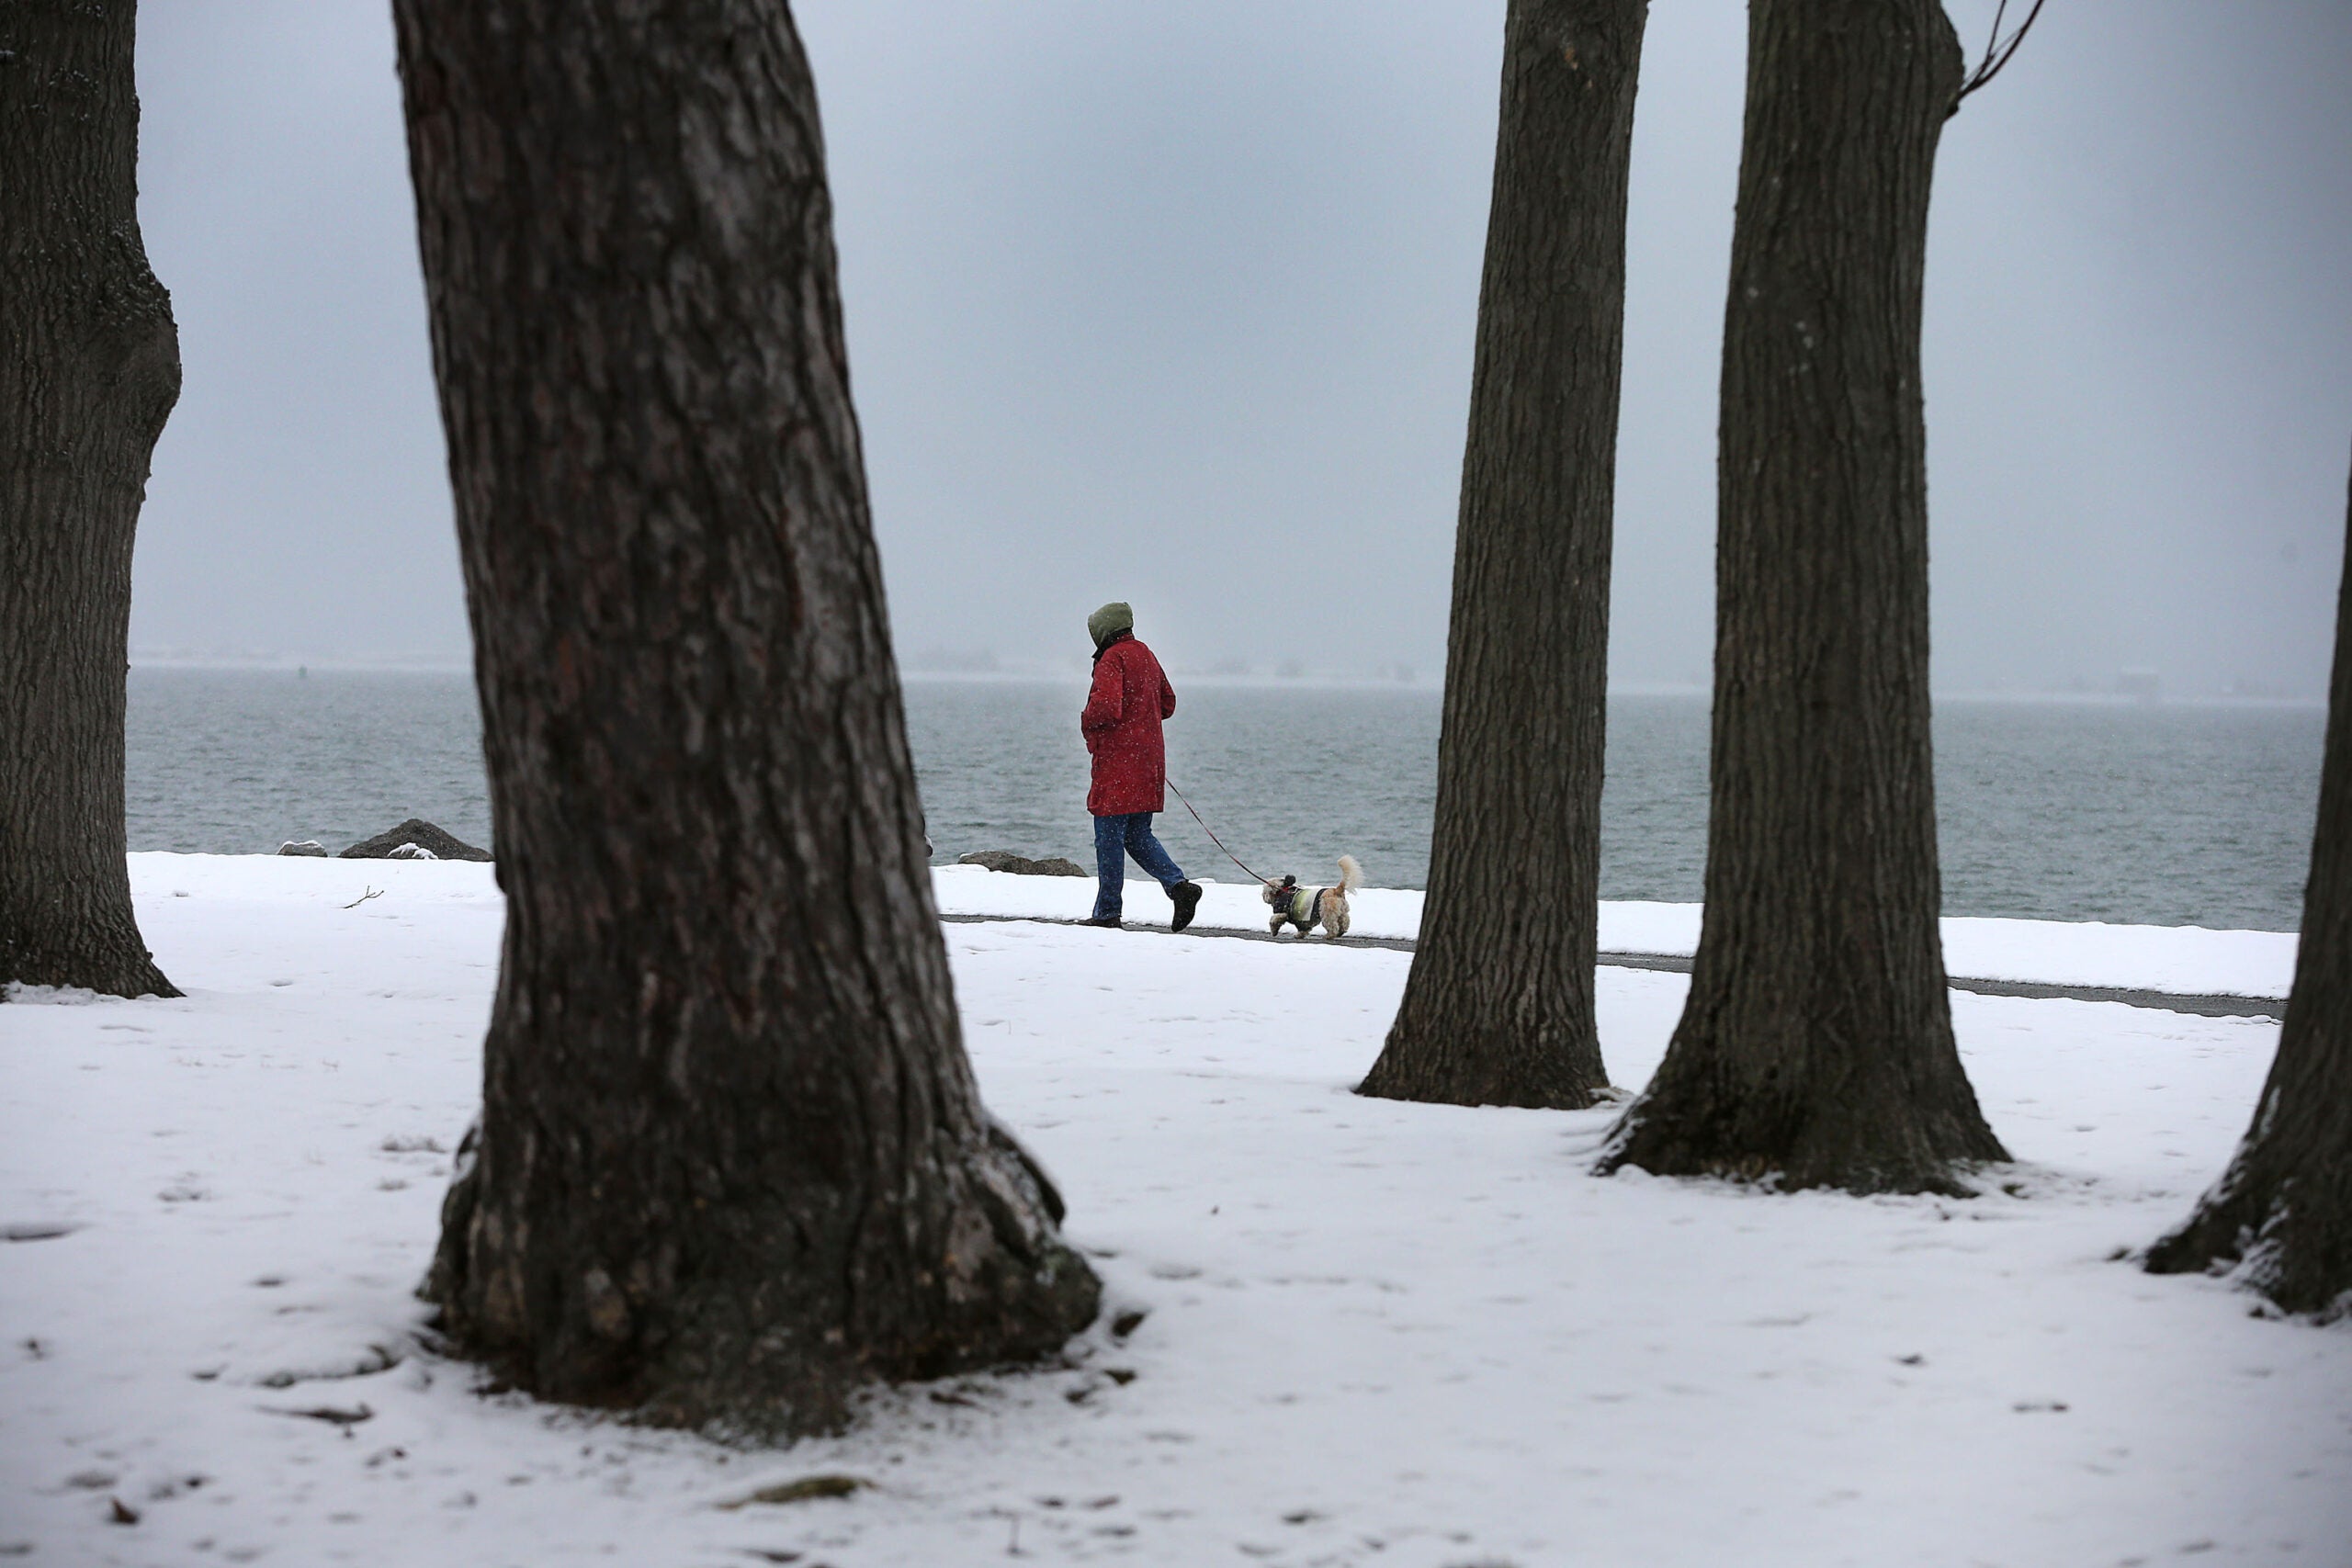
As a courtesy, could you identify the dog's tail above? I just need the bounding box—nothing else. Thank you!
[1336,853,1363,894]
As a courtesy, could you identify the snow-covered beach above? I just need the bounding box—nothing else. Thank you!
[3,855,2346,1565]
[931,863,2305,1002]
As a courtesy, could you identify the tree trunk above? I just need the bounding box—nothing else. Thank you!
[2145,449,2352,1317]
[1356,0,1645,1111]
[0,1,181,1001]
[1597,0,2006,1194]
[393,0,1098,1435]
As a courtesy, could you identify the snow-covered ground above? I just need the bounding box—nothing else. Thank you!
[2,854,2346,1566]
[934,863,2302,999]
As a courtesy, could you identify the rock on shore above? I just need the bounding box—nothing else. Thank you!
[957,850,1088,877]
[339,818,492,863]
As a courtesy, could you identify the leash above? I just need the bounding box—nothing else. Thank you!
[1166,779,1278,888]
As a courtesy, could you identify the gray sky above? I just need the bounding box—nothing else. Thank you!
[129,1,2352,696]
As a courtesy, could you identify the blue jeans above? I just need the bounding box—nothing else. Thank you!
[1092,812,1186,920]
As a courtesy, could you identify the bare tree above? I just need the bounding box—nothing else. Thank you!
[395,0,1098,1434]
[0,0,180,1000]
[1357,0,1647,1111]
[2145,449,2352,1318]
[1598,0,2007,1193]
[1951,0,2047,112]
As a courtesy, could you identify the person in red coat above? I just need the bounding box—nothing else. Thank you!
[1080,602,1202,931]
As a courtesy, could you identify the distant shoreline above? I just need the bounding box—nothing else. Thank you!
[127,661,2325,707]
[130,655,471,675]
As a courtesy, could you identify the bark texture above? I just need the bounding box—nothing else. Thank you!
[1357,0,1646,1111]
[393,0,1097,1435]
[2145,452,2352,1317]
[0,1,180,999]
[1598,0,2007,1193]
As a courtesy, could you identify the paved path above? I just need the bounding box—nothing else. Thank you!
[938,912,2284,1021]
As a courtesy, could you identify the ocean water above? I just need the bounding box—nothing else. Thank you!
[124,667,2324,932]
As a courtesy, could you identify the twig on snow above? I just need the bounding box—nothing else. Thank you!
[344,886,384,910]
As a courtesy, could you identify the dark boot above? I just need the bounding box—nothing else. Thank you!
[1082,915,1122,929]
[1170,881,1203,933]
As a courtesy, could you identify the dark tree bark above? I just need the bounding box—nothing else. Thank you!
[0,1,180,1000]
[1356,0,1646,1111]
[393,0,1097,1435]
[2145,450,2352,1318]
[1597,0,2007,1194]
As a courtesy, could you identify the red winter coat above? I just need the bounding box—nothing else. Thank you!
[1081,633,1176,816]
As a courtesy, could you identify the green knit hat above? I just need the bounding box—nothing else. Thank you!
[1087,601,1135,649]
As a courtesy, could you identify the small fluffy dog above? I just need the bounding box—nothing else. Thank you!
[1263,855,1363,939]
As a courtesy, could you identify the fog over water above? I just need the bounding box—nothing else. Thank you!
[128,2,2352,697]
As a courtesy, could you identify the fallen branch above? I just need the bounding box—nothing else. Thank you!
[715,1474,867,1509]
[260,1402,374,1426]
[343,886,384,910]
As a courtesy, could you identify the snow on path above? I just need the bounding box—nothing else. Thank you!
[0,858,2345,1566]
[931,862,2303,999]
